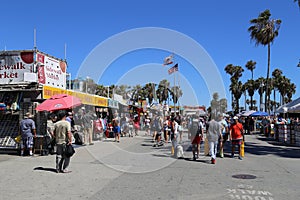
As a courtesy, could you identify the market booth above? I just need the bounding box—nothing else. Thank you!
[0,50,109,154]
[0,49,67,152]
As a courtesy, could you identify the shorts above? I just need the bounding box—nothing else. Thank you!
[232,139,242,145]
[155,132,162,140]
[191,135,201,145]
[21,136,34,149]
[219,133,229,142]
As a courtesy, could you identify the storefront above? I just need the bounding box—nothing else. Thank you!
[0,49,67,151]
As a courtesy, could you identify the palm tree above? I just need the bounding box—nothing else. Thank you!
[170,85,183,105]
[156,80,170,104]
[286,83,296,103]
[142,83,156,105]
[245,60,256,80]
[230,80,243,114]
[114,84,130,99]
[243,79,257,110]
[271,69,283,111]
[248,9,281,112]
[255,77,266,111]
[225,64,235,109]
[225,64,244,112]
[131,84,143,105]
[276,76,291,105]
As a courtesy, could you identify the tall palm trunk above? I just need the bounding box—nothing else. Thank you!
[250,95,253,110]
[264,44,271,112]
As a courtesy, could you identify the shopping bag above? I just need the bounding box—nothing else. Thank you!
[14,135,22,143]
[65,144,75,157]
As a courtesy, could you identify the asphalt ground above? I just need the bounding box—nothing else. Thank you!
[0,131,299,200]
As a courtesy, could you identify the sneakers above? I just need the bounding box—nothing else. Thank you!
[211,158,216,164]
[238,156,243,160]
[60,170,72,173]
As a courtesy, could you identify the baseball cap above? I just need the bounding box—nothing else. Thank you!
[233,116,238,120]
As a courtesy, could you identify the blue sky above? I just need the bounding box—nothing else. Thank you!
[0,0,299,109]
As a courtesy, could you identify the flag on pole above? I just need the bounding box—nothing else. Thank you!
[168,63,178,75]
[163,54,174,66]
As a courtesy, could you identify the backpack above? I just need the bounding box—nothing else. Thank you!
[196,122,203,136]
[191,119,200,136]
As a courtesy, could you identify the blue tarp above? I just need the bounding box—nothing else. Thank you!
[250,111,269,117]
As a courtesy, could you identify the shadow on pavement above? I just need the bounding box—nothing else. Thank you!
[184,157,211,164]
[34,166,58,173]
[245,141,300,158]
[151,153,170,158]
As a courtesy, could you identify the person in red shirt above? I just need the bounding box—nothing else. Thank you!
[229,116,244,160]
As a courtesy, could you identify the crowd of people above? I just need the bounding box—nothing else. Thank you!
[17,105,300,175]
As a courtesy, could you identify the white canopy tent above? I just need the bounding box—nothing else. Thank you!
[287,103,300,113]
[275,97,300,113]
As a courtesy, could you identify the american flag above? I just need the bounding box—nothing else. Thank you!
[168,63,178,75]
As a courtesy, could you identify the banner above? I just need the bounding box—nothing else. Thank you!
[0,51,34,84]
[37,52,67,89]
[43,86,108,107]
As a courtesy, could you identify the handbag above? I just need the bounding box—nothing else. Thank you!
[65,144,75,157]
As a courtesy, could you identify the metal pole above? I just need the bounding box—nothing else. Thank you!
[107,86,110,98]
[174,70,176,113]
[69,73,71,90]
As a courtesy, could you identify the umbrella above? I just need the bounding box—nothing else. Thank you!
[250,111,269,117]
[241,110,256,117]
[36,94,82,111]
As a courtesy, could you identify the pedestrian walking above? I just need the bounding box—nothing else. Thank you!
[54,110,73,173]
[170,118,179,155]
[207,116,222,164]
[152,114,163,147]
[218,114,229,158]
[144,115,151,136]
[81,107,94,145]
[229,116,244,160]
[113,119,121,143]
[174,111,183,143]
[190,116,203,160]
[133,114,140,136]
[19,112,36,156]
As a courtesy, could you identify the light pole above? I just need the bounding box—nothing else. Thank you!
[107,86,110,98]
[86,76,89,93]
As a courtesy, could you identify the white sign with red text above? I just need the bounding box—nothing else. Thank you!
[0,51,34,84]
[37,52,67,89]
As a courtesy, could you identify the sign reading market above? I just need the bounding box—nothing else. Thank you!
[0,51,34,84]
